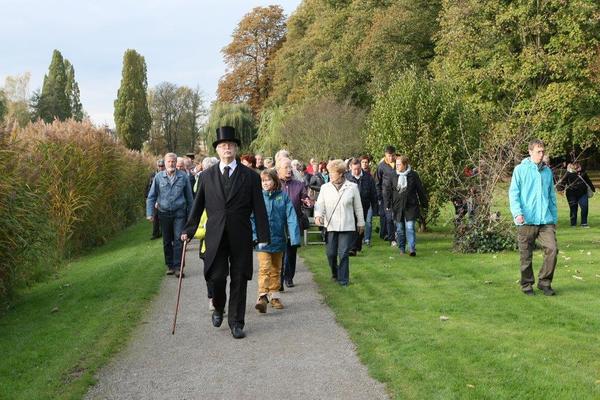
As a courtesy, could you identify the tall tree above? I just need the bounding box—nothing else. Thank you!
[37,50,71,123]
[114,49,151,151]
[148,82,205,154]
[63,59,84,121]
[432,0,600,153]
[217,5,287,116]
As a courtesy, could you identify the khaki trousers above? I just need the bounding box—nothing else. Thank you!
[517,224,558,290]
[257,252,283,300]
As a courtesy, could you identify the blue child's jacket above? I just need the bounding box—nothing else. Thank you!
[252,189,301,252]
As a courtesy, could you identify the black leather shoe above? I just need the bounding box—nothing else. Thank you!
[212,311,223,327]
[285,279,294,288]
[231,326,245,339]
[409,252,416,257]
[279,284,285,292]
[523,289,535,296]
[537,285,555,296]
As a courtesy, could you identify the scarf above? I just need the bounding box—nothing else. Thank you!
[396,166,411,191]
[332,177,345,191]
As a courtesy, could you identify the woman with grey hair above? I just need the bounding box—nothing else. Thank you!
[314,159,365,286]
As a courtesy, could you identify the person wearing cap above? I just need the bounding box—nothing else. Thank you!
[146,159,165,240]
[146,153,194,277]
[181,126,270,339]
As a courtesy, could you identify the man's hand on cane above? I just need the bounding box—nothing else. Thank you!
[180,233,190,242]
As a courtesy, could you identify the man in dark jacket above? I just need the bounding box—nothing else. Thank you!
[182,127,269,339]
[376,146,397,245]
[346,158,377,255]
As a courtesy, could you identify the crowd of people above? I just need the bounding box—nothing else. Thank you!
[145,129,594,338]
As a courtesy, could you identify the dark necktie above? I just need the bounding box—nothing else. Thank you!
[222,166,232,196]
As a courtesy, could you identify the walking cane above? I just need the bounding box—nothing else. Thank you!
[171,239,188,335]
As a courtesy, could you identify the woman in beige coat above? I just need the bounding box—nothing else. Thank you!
[314,159,365,286]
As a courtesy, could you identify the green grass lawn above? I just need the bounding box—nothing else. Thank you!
[0,220,164,400]
[300,194,600,399]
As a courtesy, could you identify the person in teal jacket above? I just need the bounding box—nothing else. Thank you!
[252,169,301,312]
[508,139,558,296]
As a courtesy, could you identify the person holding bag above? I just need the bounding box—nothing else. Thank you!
[314,159,365,286]
[559,162,595,227]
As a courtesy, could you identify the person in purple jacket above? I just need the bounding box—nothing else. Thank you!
[277,157,310,289]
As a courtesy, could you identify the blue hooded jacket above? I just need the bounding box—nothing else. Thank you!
[509,157,557,225]
[252,189,301,253]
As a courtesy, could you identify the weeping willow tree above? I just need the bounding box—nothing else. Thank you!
[205,102,255,152]
[250,105,286,157]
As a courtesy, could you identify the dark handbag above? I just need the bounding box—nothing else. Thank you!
[299,212,310,231]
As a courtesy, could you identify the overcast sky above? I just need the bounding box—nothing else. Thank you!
[0,0,302,127]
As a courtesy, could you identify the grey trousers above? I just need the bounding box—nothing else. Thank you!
[517,224,558,290]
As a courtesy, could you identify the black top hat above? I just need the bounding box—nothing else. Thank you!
[213,126,241,149]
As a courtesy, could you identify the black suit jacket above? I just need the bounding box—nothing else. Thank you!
[184,163,270,280]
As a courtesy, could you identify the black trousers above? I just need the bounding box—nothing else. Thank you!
[208,233,248,329]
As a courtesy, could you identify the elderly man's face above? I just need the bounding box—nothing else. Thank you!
[351,163,361,176]
[165,157,177,173]
[216,141,237,160]
[277,159,293,180]
[176,160,185,170]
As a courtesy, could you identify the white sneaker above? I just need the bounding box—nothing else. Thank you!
[208,299,215,311]
[391,241,398,247]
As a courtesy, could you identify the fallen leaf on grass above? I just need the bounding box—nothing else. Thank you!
[51,307,59,313]
[440,315,450,321]
[572,275,583,281]
[467,384,475,388]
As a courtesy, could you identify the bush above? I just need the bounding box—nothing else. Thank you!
[0,120,151,299]
[366,69,481,224]
[453,219,517,253]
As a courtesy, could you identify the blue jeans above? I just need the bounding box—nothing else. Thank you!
[568,194,589,226]
[364,206,373,242]
[326,231,354,285]
[395,220,416,253]
[158,210,187,270]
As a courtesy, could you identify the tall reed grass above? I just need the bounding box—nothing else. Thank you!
[0,120,151,299]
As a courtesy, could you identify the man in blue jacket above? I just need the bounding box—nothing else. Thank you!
[147,152,194,278]
[509,139,558,296]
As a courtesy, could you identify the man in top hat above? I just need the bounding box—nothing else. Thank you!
[181,126,270,339]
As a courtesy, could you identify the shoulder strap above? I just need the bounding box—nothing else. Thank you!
[325,187,346,230]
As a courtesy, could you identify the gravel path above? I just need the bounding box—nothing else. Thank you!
[86,242,389,400]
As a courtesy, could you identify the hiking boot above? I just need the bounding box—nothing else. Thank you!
[271,298,284,309]
[537,285,555,296]
[523,289,535,296]
[255,296,268,313]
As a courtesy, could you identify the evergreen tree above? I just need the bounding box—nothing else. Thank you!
[38,50,71,123]
[114,49,151,151]
[64,59,84,121]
